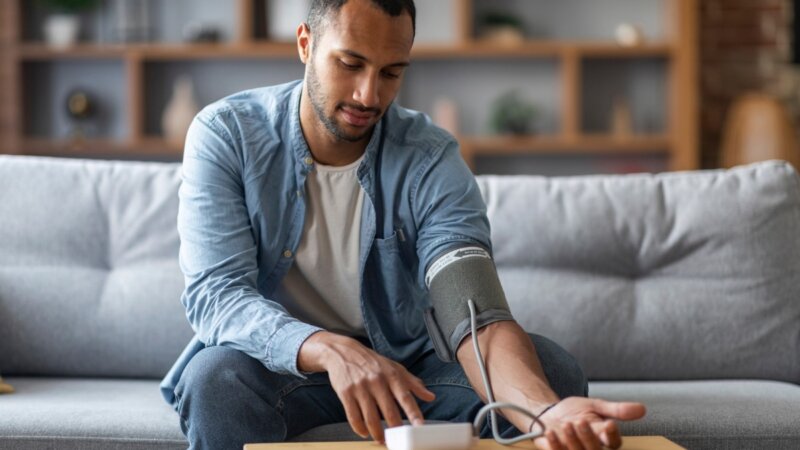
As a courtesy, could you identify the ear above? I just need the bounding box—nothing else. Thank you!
[297,22,312,64]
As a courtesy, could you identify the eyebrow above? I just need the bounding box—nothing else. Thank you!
[339,49,410,68]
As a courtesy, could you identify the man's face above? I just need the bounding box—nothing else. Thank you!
[304,0,414,143]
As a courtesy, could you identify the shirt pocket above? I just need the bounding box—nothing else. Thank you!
[371,231,419,313]
[369,231,427,341]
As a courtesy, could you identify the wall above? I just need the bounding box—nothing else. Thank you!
[699,0,797,168]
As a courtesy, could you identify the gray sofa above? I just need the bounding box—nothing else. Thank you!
[1,155,799,450]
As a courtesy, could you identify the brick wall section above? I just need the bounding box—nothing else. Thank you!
[699,0,796,168]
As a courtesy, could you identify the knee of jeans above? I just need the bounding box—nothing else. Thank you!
[176,346,254,409]
[527,333,588,399]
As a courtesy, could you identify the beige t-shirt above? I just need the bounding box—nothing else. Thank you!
[281,154,367,337]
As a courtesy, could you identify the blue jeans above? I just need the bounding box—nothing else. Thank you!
[173,334,587,450]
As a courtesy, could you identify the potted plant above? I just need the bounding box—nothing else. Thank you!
[490,90,537,135]
[40,0,100,48]
[480,11,526,45]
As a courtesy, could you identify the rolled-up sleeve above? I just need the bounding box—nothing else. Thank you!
[412,139,493,289]
[179,111,321,377]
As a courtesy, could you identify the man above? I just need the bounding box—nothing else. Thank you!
[160,1,646,449]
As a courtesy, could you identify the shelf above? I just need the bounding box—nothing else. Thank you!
[17,41,673,61]
[461,134,671,154]
[413,42,563,58]
[139,43,298,60]
[572,42,674,58]
[17,42,298,60]
[21,138,184,158]
[18,44,128,60]
[441,41,673,59]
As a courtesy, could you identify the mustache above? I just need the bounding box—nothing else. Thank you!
[338,102,381,115]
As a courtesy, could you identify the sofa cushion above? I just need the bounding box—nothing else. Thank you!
[0,377,186,450]
[477,161,800,383]
[4,377,795,450]
[0,156,193,378]
[591,380,800,450]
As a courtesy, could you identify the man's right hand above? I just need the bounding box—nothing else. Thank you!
[298,331,436,443]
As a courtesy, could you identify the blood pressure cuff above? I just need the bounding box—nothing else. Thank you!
[423,246,515,363]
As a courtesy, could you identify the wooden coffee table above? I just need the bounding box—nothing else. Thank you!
[245,436,685,449]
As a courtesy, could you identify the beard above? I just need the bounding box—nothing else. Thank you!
[306,58,381,143]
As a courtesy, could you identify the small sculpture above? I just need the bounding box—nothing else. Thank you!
[65,88,96,140]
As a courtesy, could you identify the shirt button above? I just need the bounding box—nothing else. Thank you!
[283,250,293,258]
[303,156,314,165]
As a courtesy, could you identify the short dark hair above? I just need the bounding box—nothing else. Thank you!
[307,0,416,40]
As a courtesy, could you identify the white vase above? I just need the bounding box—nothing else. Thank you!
[44,14,81,48]
[161,76,199,144]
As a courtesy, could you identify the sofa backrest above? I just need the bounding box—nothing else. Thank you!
[479,160,800,383]
[0,156,192,378]
[2,155,798,383]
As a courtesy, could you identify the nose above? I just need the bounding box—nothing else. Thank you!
[353,72,380,109]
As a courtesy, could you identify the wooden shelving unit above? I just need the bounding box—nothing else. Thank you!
[15,41,674,61]
[0,0,698,172]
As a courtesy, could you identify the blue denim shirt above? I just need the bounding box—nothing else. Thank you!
[160,80,492,404]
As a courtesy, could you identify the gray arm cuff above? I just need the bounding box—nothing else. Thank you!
[423,249,514,362]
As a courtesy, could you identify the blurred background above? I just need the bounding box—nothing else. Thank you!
[0,0,798,175]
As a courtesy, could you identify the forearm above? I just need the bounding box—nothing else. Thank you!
[456,320,560,432]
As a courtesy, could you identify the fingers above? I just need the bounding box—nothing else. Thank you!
[392,387,425,426]
[343,370,434,441]
[358,392,385,443]
[406,374,436,402]
[545,429,565,450]
[535,420,606,450]
[596,419,622,449]
[574,420,602,450]
[396,371,435,426]
[329,350,437,441]
[529,396,637,450]
[340,393,368,439]
[560,423,582,450]
[373,384,404,429]
[397,373,434,426]
[590,399,647,421]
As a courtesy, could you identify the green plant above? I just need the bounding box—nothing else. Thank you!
[40,0,100,13]
[490,90,537,135]
[480,11,525,30]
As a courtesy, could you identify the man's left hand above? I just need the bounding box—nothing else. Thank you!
[532,397,646,450]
